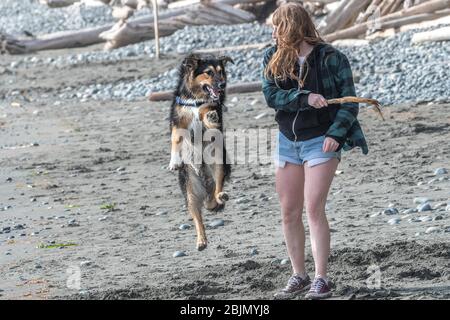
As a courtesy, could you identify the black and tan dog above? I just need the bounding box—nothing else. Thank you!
[169,53,233,251]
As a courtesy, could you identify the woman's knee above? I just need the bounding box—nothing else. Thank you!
[280,201,303,224]
[305,201,326,223]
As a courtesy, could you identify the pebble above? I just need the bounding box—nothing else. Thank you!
[254,112,268,120]
[417,202,432,212]
[80,261,92,267]
[250,248,259,256]
[6,177,12,182]
[67,219,80,227]
[280,258,290,265]
[433,215,443,221]
[425,227,440,234]
[402,208,417,214]
[98,216,109,221]
[179,224,191,230]
[370,212,381,218]
[388,218,401,225]
[434,168,447,175]
[433,202,447,209]
[173,251,187,258]
[413,197,430,204]
[418,216,432,222]
[235,197,250,204]
[209,219,225,228]
[156,210,168,216]
[383,208,399,215]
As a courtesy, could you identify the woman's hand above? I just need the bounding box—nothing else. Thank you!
[308,93,328,108]
[323,136,340,152]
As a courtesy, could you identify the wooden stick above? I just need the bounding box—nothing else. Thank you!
[327,97,384,120]
[152,0,160,59]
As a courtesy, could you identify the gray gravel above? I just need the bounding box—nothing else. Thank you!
[0,0,114,36]
[1,2,449,105]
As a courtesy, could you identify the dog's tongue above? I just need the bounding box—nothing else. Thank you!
[208,86,219,99]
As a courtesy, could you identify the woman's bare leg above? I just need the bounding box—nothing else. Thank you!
[276,162,306,275]
[304,158,339,278]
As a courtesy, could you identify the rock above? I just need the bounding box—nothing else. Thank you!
[425,227,440,234]
[402,208,417,214]
[209,219,224,228]
[116,167,126,172]
[80,261,92,267]
[235,197,250,204]
[417,202,432,212]
[179,224,191,230]
[433,202,447,209]
[413,197,430,204]
[383,208,398,215]
[419,216,432,222]
[434,168,447,175]
[173,251,187,258]
[6,177,13,183]
[67,219,80,227]
[254,112,267,120]
[388,218,401,225]
[98,216,109,221]
[280,258,290,265]
[250,248,259,256]
[433,215,443,221]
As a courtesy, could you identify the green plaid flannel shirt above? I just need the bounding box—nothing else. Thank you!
[261,43,369,155]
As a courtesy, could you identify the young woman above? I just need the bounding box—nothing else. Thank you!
[262,3,368,300]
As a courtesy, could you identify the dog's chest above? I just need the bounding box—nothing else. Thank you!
[184,107,202,132]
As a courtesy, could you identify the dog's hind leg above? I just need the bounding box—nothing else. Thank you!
[213,163,229,206]
[186,172,208,251]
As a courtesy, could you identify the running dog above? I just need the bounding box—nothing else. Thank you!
[168,53,233,251]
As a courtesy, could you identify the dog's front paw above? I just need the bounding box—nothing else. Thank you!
[206,110,219,123]
[168,154,182,171]
[215,192,229,205]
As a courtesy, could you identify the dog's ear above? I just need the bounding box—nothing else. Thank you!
[182,53,201,71]
[218,55,234,65]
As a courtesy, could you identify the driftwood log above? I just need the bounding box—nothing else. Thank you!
[411,26,450,43]
[148,82,385,120]
[0,0,259,54]
[324,0,450,41]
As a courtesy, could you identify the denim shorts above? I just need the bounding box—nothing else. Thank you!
[275,131,341,168]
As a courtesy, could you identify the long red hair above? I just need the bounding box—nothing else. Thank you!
[264,3,324,85]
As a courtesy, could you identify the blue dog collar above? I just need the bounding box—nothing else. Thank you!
[175,96,207,107]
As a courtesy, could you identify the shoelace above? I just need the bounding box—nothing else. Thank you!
[286,275,303,289]
[310,278,325,292]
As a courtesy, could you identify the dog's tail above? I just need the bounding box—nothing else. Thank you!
[327,96,385,121]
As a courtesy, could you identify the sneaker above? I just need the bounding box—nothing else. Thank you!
[305,276,332,300]
[274,273,311,299]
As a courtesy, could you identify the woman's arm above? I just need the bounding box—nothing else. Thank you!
[325,52,359,144]
[261,47,312,112]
